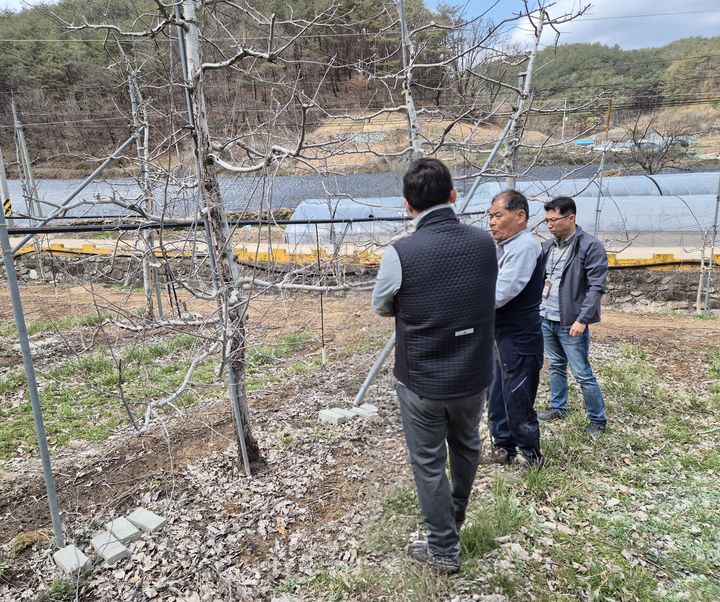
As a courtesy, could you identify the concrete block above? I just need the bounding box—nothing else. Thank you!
[53,545,91,575]
[105,516,142,544]
[90,531,130,566]
[359,403,378,413]
[349,406,379,418]
[330,407,356,419]
[126,508,168,534]
[318,409,348,424]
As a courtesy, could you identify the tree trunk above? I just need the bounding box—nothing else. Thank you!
[182,0,261,465]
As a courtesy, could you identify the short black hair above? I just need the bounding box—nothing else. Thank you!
[544,196,576,215]
[492,190,529,221]
[403,158,454,212]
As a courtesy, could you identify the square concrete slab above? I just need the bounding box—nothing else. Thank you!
[53,545,91,575]
[126,508,167,534]
[90,531,130,566]
[318,409,348,424]
[330,407,356,419]
[349,406,375,417]
[359,403,378,413]
[105,516,142,544]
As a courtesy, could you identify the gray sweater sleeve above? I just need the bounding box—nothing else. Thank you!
[372,245,402,316]
[496,232,542,308]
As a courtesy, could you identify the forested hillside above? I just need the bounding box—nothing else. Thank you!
[0,0,718,174]
[531,37,720,111]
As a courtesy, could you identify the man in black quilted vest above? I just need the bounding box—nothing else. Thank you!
[372,158,497,574]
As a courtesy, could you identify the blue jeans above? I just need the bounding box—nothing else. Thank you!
[541,319,607,425]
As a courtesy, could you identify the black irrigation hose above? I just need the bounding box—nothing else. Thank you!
[7,211,487,236]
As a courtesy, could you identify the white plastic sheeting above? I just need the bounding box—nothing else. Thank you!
[519,195,717,233]
[284,173,720,243]
[470,172,720,201]
[285,197,406,244]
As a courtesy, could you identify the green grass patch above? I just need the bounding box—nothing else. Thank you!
[0,332,318,460]
[0,312,114,338]
[301,332,720,601]
[461,476,528,558]
[598,344,670,416]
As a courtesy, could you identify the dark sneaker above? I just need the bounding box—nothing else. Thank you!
[483,446,516,465]
[586,422,606,438]
[407,541,460,574]
[538,409,567,421]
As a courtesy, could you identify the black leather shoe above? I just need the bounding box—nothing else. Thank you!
[537,409,566,421]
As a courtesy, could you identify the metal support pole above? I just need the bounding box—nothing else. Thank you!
[12,131,141,254]
[229,373,251,475]
[12,103,47,279]
[703,174,720,314]
[593,150,606,237]
[353,331,396,406]
[314,224,327,366]
[458,118,514,213]
[0,146,13,228]
[12,101,43,219]
[0,146,64,547]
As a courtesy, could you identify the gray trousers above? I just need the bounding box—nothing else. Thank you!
[395,382,486,557]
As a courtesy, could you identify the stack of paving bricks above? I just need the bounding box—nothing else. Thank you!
[319,403,380,424]
[52,507,167,575]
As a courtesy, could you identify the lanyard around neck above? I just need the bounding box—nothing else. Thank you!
[547,241,571,279]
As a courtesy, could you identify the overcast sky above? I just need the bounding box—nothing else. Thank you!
[432,0,720,49]
[1,0,718,50]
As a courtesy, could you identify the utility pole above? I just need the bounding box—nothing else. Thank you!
[0,145,64,547]
[180,0,257,474]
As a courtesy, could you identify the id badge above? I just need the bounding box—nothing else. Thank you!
[542,279,552,299]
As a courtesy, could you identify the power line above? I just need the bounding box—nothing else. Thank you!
[575,9,720,22]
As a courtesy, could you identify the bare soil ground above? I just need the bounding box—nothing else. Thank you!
[0,284,719,600]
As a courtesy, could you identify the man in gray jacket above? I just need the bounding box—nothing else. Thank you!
[537,196,608,436]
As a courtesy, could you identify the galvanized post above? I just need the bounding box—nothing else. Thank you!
[12,131,141,254]
[11,100,43,219]
[703,174,720,315]
[353,331,396,406]
[0,146,64,547]
[458,118,513,214]
[593,150,606,237]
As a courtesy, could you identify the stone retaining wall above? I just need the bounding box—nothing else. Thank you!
[604,268,717,309]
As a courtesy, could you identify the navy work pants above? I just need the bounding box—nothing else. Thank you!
[488,347,542,461]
